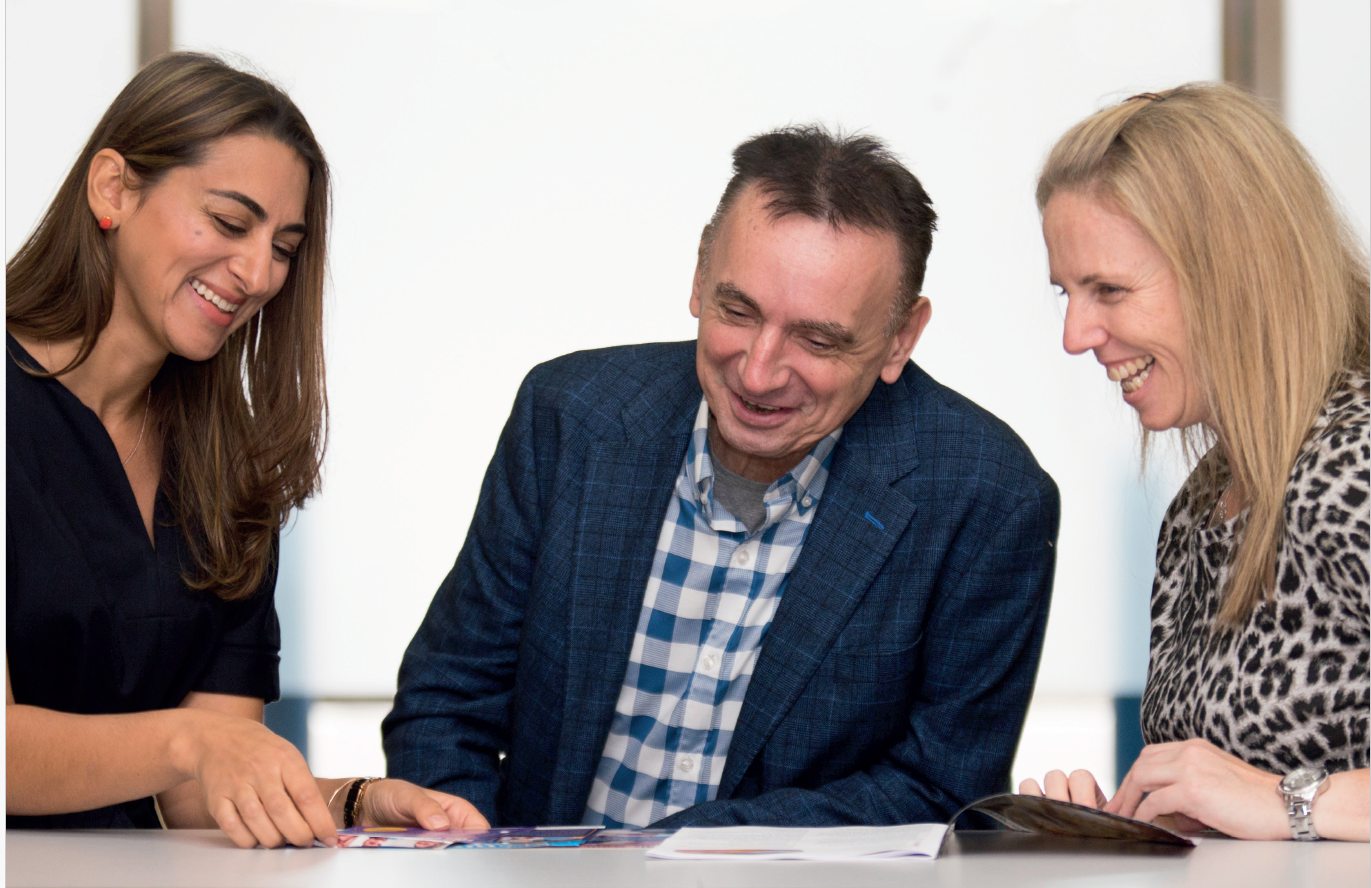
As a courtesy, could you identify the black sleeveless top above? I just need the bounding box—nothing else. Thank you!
[6,335,281,829]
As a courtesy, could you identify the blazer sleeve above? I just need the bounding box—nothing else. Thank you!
[652,474,1060,828]
[381,373,546,821]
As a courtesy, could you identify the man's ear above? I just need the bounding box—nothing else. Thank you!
[879,296,932,384]
[690,227,710,319]
[87,148,133,227]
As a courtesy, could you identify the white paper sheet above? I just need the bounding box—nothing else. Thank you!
[648,824,948,860]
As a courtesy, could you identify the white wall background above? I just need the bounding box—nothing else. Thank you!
[6,0,1368,789]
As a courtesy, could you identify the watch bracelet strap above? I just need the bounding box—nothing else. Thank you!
[1286,798,1320,840]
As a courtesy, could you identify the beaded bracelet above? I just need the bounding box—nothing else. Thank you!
[343,777,381,829]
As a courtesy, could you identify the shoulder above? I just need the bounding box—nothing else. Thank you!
[6,335,63,463]
[1281,373,1369,608]
[872,361,1057,501]
[6,334,44,407]
[524,341,695,398]
[1287,373,1369,519]
[512,341,700,442]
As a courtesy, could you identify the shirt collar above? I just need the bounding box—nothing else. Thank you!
[683,396,842,529]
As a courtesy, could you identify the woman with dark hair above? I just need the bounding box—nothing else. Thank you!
[6,53,485,847]
[1021,83,1368,842]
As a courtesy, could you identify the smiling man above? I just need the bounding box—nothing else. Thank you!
[383,126,1061,829]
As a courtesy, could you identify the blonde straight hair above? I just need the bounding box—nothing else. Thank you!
[1037,83,1370,627]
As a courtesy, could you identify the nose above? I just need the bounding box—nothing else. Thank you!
[737,326,788,394]
[1061,294,1107,356]
[229,235,275,297]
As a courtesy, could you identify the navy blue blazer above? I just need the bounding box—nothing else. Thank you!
[383,341,1059,828]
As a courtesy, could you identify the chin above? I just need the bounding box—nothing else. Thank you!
[168,332,231,363]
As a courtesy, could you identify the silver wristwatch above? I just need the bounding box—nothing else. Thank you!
[1278,765,1329,840]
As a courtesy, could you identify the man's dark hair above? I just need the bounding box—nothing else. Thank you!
[702,124,937,333]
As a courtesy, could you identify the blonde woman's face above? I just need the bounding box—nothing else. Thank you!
[1043,190,1209,432]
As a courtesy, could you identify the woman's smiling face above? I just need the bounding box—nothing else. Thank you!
[96,133,309,362]
[1043,189,1209,432]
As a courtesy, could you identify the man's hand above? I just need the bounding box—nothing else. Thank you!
[1105,739,1285,839]
[358,780,489,831]
[1018,769,1107,808]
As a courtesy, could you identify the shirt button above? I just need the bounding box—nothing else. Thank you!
[802,495,813,508]
[702,654,718,672]
[678,756,696,773]
[735,549,750,565]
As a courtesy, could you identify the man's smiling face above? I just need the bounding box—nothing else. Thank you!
[690,183,930,482]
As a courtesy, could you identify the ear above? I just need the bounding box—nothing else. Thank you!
[689,227,710,319]
[86,148,133,227]
[879,296,932,384]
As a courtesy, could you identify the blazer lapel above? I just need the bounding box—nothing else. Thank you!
[717,379,922,798]
[546,371,699,823]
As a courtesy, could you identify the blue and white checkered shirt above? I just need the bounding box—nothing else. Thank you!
[582,397,841,828]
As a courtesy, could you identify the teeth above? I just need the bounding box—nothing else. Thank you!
[1110,355,1154,389]
[189,277,237,314]
[742,398,781,413]
[1121,367,1151,393]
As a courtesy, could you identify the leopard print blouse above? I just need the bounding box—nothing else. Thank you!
[1141,374,1369,775]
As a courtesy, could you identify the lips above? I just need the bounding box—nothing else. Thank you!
[740,396,783,414]
[730,390,795,425]
[189,277,240,314]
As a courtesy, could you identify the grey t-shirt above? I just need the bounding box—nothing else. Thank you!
[711,458,771,534]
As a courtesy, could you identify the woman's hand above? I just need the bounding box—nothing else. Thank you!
[171,706,337,849]
[1018,769,1108,808]
[1105,738,1286,839]
[354,780,489,831]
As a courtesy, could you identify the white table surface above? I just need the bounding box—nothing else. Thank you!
[6,829,1369,887]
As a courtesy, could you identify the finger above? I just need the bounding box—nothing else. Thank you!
[1107,763,1151,818]
[1134,784,1185,825]
[435,792,489,829]
[367,781,452,830]
[405,792,452,831]
[1169,812,1209,833]
[259,783,318,849]
[1017,778,1044,797]
[211,797,261,849]
[283,769,337,846]
[234,790,287,849]
[1042,770,1071,802]
[1068,770,1105,808]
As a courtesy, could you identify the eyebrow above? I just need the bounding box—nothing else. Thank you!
[208,189,307,235]
[713,281,857,348]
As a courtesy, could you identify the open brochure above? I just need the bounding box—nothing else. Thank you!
[951,793,1195,845]
[647,824,948,861]
[332,826,600,849]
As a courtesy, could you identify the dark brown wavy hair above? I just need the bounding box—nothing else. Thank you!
[6,52,329,601]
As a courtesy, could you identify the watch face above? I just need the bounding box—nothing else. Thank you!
[1280,766,1328,794]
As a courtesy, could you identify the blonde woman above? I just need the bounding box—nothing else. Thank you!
[1023,84,1368,842]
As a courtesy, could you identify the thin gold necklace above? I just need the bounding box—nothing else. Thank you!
[48,341,151,468]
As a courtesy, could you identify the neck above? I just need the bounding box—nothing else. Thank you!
[14,305,166,424]
[708,421,804,485]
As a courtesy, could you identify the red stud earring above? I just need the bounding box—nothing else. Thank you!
[99,216,113,230]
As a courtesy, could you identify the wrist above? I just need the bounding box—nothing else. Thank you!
[1278,765,1330,840]
[322,777,354,829]
[163,707,209,782]
[348,777,382,828]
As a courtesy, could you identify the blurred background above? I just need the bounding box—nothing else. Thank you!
[6,0,1368,796]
